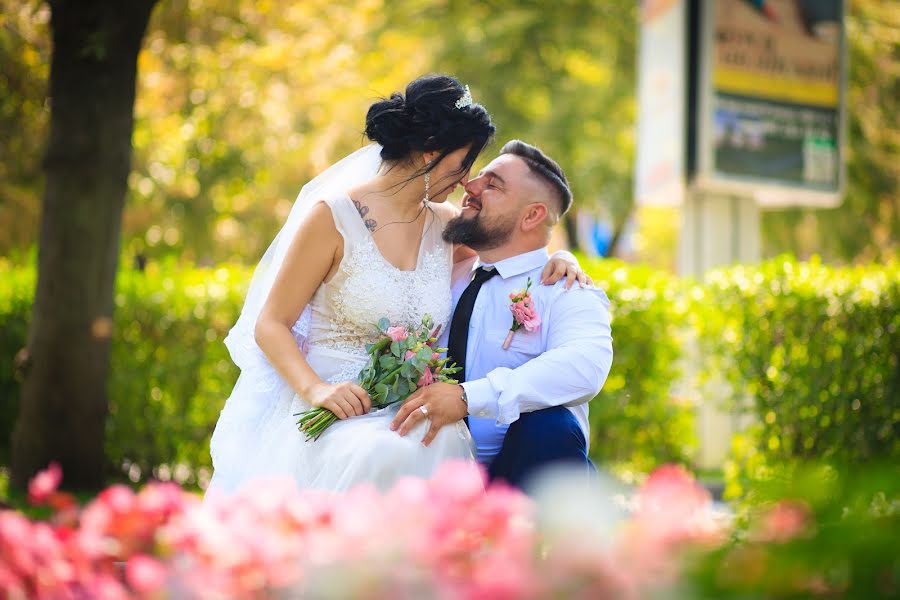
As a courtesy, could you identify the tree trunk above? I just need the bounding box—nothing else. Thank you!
[11,0,157,491]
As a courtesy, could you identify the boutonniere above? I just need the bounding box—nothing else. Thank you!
[503,277,542,349]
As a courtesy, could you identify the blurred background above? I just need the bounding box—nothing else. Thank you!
[3,0,895,270]
[0,0,896,495]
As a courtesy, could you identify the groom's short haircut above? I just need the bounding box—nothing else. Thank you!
[500,140,572,216]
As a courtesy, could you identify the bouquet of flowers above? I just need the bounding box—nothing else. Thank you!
[295,314,460,441]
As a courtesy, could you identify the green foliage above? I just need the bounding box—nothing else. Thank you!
[0,1,49,250]
[0,260,247,485]
[412,0,638,230]
[124,0,432,265]
[0,262,35,465]
[582,257,696,477]
[1,0,896,266]
[106,263,247,483]
[687,461,899,599]
[696,257,900,498]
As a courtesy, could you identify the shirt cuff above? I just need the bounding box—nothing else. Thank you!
[461,378,497,419]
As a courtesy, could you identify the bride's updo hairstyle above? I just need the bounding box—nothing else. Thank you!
[364,74,495,194]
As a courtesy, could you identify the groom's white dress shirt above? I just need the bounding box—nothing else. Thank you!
[441,247,614,464]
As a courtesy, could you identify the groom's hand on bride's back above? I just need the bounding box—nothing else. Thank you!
[307,381,371,419]
[390,382,468,446]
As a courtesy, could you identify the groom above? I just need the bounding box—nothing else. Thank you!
[390,140,613,488]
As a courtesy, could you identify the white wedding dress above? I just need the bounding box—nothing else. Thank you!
[206,193,475,496]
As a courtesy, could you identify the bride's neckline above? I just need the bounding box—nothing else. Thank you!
[343,193,434,273]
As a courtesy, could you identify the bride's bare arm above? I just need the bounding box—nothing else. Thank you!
[254,202,370,418]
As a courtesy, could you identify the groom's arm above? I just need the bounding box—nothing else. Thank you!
[463,286,613,425]
[392,286,612,445]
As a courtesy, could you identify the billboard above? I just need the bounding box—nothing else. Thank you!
[697,0,845,206]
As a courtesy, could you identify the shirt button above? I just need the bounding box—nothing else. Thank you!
[479,411,487,417]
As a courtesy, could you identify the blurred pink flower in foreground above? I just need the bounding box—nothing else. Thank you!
[617,464,725,586]
[753,499,812,544]
[125,554,167,594]
[28,462,62,504]
[1,461,734,599]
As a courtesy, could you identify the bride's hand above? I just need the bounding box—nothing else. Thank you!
[541,251,593,289]
[306,382,371,419]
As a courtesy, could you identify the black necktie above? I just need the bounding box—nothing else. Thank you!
[447,266,500,382]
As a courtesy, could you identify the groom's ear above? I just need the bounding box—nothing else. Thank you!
[520,202,550,232]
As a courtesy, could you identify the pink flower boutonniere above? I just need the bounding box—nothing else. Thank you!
[503,277,541,349]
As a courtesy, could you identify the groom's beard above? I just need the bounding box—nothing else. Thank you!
[442,211,516,251]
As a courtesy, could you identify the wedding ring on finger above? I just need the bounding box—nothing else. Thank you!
[419,405,429,417]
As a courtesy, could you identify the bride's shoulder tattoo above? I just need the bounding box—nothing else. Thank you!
[352,199,377,231]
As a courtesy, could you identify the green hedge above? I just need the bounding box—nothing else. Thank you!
[581,258,696,477]
[105,264,246,482]
[1,257,897,489]
[0,261,246,485]
[687,461,899,599]
[0,265,33,466]
[695,257,900,497]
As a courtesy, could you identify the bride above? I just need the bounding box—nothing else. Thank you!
[207,75,582,495]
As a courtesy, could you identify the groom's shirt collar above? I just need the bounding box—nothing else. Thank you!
[476,247,549,280]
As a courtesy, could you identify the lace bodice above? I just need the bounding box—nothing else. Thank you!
[304,194,453,382]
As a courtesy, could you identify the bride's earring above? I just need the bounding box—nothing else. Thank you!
[423,170,430,203]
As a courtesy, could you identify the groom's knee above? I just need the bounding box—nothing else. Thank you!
[489,407,590,489]
[503,406,587,464]
[503,406,587,461]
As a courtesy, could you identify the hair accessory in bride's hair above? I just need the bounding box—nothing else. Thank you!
[454,85,474,110]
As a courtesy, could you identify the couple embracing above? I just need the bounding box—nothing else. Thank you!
[207,74,613,496]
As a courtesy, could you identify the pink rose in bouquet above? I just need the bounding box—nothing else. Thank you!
[386,326,409,342]
[417,367,435,387]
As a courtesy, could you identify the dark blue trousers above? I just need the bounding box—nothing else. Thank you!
[487,406,595,490]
